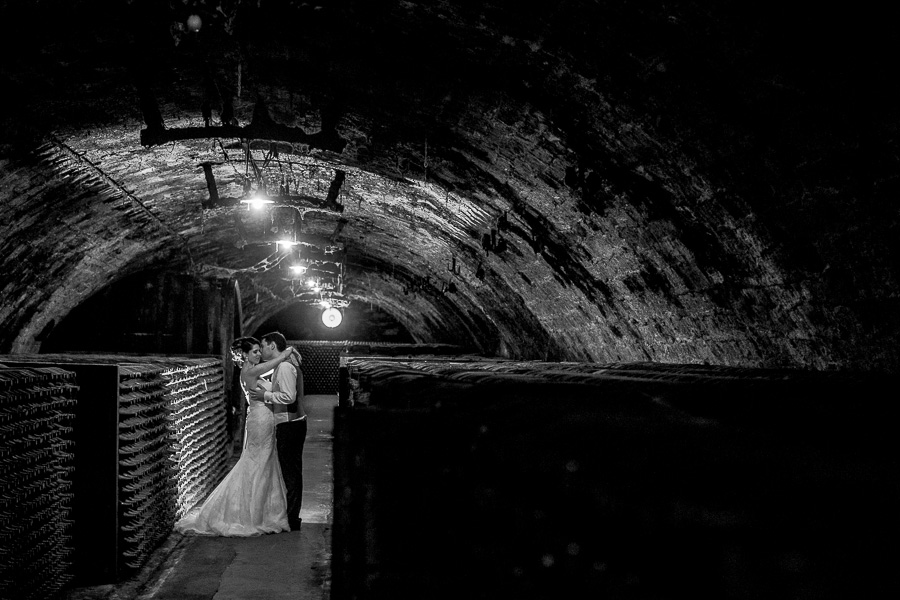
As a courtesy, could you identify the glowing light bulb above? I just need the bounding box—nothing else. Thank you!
[186,14,202,32]
[290,265,307,274]
[322,307,342,328]
[240,195,274,210]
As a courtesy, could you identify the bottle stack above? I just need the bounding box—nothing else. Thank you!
[0,366,77,600]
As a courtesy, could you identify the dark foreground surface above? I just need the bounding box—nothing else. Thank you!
[333,359,900,600]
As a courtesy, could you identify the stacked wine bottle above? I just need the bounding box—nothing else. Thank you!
[0,366,76,600]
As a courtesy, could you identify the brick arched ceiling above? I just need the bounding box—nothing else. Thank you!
[1,1,898,369]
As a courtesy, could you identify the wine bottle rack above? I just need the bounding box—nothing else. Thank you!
[0,353,230,586]
[294,342,342,395]
[334,356,900,600]
[161,358,229,519]
[292,342,464,397]
[0,366,77,600]
[115,364,177,573]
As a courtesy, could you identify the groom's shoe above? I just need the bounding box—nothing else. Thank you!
[289,518,302,531]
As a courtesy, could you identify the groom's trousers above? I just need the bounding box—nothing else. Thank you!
[276,416,308,529]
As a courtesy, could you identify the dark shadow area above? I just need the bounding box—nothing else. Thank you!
[42,270,237,356]
[334,359,900,600]
[42,270,166,354]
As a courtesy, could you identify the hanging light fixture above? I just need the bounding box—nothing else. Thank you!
[239,194,274,210]
[322,307,343,328]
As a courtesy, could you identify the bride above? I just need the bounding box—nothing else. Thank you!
[175,336,297,536]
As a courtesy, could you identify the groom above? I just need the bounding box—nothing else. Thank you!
[250,331,306,530]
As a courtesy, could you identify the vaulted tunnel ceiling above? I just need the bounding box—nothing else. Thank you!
[1,1,898,370]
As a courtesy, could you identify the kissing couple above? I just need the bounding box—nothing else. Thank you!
[176,331,307,535]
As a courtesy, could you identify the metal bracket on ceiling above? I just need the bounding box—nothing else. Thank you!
[139,103,348,153]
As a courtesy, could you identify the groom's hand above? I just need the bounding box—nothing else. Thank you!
[289,347,301,366]
[249,384,267,402]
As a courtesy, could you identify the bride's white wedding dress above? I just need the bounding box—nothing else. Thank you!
[175,379,290,536]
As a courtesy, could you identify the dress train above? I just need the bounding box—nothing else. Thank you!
[175,383,290,536]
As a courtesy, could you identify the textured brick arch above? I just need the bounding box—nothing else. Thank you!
[1,1,898,370]
[0,142,184,353]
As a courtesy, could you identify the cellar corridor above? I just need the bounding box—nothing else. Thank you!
[3,1,900,598]
[6,351,900,599]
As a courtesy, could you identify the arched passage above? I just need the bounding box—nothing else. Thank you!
[252,300,415,344]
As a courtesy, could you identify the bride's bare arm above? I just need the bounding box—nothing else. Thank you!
[244,347,294,378]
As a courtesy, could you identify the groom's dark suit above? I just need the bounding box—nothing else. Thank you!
[262,358,307,530]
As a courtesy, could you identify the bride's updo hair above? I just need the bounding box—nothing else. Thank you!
[230,336,260,367]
